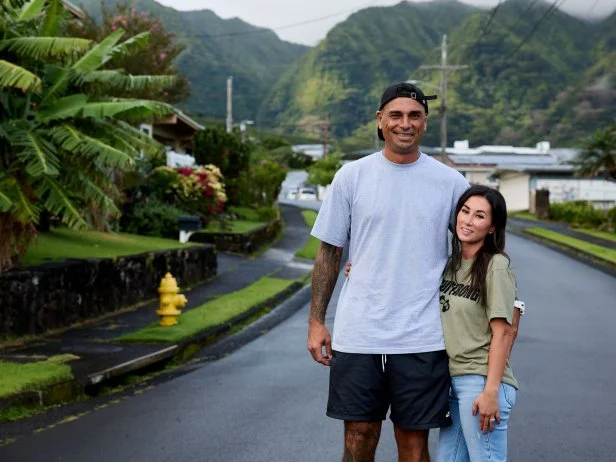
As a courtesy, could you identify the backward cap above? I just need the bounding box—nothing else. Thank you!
[377,82,438,141]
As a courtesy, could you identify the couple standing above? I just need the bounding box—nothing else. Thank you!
[307,82,522,462]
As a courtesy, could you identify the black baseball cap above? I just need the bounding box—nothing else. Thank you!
[377,82,437,141]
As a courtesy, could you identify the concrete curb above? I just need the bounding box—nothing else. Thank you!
[509,227,616,278]
[0,281,312,413]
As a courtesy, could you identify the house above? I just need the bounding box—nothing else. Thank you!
[292,144,331,160]
[492,165,616,212]
[140,109,204,168]
[63,0,86,20]
[426,140,616,212]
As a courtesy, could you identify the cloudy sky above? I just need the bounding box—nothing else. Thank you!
[156,0,615,45]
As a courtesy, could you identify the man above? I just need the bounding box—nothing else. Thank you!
[307,82,470,462]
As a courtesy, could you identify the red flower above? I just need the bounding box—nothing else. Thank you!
[178,168,193,176]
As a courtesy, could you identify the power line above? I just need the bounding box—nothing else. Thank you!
[187,1,382,39]
[499,0,566,64]
[466,0,503,58]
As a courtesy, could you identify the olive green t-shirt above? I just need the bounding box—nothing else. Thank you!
[439,254,518,389]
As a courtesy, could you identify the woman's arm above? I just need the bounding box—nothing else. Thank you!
[472,318,515,432]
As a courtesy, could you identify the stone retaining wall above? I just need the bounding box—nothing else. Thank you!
[189,219,281,254]
[0,245,216,338]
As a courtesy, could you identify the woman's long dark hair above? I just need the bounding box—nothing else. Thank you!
[450,185,509,306]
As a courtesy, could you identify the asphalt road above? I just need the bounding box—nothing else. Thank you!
[1,233,615,461]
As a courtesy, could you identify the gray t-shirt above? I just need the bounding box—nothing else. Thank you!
[311,151,469,354]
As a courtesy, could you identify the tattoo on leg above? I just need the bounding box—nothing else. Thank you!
[342,422,380,462]
[310,242,342,323]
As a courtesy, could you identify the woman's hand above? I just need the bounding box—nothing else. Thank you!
[472,389,500,433]
[344,261,352,278]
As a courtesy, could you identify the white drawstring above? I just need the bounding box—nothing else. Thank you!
[381,354,387,373]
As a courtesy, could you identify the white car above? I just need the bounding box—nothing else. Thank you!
[286,189,298,200]
[298,188,318,200]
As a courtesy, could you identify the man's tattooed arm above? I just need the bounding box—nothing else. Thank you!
[310,242,343,323]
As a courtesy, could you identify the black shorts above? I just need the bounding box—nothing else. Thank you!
[327,350,452,430]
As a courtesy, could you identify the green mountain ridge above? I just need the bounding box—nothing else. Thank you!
[75,0,309,121]
[259,0,616,147]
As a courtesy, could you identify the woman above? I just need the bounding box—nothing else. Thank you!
[344,185,518,462]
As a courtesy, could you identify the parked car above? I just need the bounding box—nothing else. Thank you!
[286,188,298,200]
[298,187,318,200]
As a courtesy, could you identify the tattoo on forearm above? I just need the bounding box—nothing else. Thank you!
[310,242,342,323]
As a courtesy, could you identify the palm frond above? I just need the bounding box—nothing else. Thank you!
[80,99,173,121]
[0,59,42,92]
[41,0,62,36]
[37,176,87,228]
[72,170,120,216]
[0,175,40,222]
[51,124,135,169]
[17,0,46,21]
[37,93,88,122]
[0,189,13,212]
[39,67,71,105]
[15,132,60,177]
[103,32,150,65]
[108,119,164,157]
[79,134,136,169]
[0,37,92,60]
[83,71,176,92]
[72,29,125,74]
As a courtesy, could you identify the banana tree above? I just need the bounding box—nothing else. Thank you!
[0,0,178,271]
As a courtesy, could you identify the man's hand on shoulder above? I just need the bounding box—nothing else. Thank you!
[308,318,332,366]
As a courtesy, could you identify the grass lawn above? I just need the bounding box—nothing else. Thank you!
[201,219,264,234]
[0,355,75,399]
[118,276,296,343]
[572,228,616,244]
[525,227,616,265]
[511,211,539,221]
[22,228,199,267]
[296,210,319,260]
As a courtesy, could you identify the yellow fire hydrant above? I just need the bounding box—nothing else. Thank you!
[156,273,187,326]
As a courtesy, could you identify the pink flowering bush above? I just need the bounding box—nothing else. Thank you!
[149,165,227,222]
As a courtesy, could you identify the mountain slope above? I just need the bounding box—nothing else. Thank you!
[258,0,613,147]
[257,0,478,138]
[75,0,309,120]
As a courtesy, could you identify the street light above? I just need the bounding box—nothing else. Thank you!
[238,120,254,142]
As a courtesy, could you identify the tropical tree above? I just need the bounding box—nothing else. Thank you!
[307,152,343,187]
[572,125,616,181]
[0,0,176,271]
[66,0,190,104]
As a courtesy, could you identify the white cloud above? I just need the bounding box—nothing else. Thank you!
[156,0,616,45]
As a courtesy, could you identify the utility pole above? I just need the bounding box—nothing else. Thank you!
[226,76,233,134]
[321,114,330,157]
[419,35,468,163]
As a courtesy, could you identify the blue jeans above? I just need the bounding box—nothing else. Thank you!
[435,375,517,462]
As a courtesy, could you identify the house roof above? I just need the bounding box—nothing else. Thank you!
[491,164,576,176]
[154,109,204,132]
[62,0,86,20]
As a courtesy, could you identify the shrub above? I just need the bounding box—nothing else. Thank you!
[147,165,227,222]
[123,198,187,238]
[550,201,606,228]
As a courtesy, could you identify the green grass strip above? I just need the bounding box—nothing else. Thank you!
[201,219,264,234]
[296,210,319,259]
[22,228,200,267]
[118,276,296,344]
[572,228,616,244]
[511,211,539,221]
[525,227,616,264]
[0,356,74,399]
